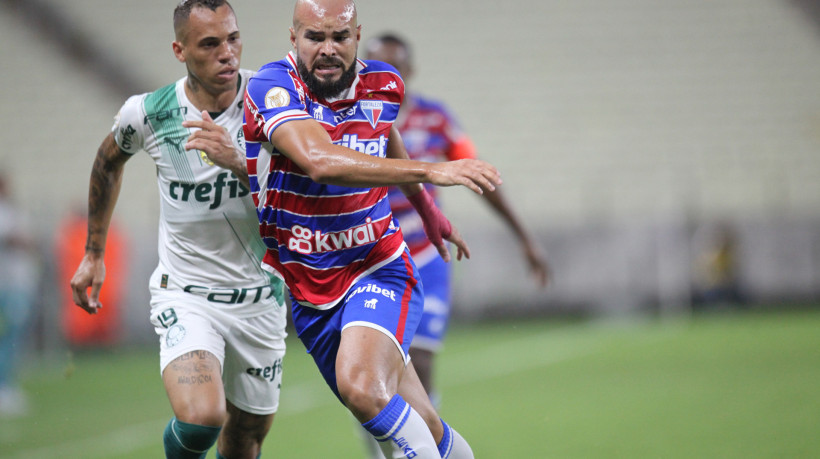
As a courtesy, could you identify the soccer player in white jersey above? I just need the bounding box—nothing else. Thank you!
[69,1,286,458]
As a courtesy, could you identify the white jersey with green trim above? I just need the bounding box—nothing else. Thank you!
[112,70,283,315]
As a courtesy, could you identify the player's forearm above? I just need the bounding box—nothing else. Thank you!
[85,137,128,256]
[308,146,432,187]
[386,126,424,197]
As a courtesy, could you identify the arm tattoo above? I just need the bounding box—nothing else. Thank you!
[85,136,127,251]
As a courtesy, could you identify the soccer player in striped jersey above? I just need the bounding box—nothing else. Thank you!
[69,2,286,458]
[365,30,550,401]
[242,1,500,457]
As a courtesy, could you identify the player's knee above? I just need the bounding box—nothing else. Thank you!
[338,376,392,420]
[174,403,226,428]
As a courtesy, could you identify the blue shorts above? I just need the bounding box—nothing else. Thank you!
[411,255,451,352]
[291,249,424,400]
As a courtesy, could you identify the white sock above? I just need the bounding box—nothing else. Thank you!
[362,394,439,458]
[437,420,474,458]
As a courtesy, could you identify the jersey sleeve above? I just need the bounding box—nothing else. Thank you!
[243,70,313,144]
[111,95,145,155]
[435,101,476,161]
[448,135,477,160]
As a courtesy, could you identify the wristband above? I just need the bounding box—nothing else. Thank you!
[407,189,452,245]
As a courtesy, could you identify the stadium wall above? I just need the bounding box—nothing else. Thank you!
[1,1,819,345]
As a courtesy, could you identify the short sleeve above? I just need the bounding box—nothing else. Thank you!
[244,71,312,144]
[111,95,145,155]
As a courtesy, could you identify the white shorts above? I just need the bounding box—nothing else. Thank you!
[150,289,287,415]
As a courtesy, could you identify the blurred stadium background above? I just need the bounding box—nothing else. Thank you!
[1,0,819,456]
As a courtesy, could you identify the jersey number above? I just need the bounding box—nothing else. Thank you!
[158,308,178,328]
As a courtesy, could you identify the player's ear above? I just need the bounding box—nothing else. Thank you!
[172,41,186,63]
[289,27,297,49]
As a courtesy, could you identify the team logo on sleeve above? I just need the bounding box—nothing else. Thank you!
[360,100,383,129]
[265,87,290,108]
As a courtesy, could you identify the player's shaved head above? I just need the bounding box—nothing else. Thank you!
[173,0,235,41]
[292,0,356,31]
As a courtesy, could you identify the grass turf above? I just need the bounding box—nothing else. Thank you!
[2,308,818,458]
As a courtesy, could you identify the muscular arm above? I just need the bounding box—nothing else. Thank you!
[270,120,501,194]
[70,133,131,313]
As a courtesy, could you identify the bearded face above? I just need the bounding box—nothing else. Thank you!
[297,54,358,100]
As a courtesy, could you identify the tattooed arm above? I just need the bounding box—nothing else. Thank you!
[70,133,131,314]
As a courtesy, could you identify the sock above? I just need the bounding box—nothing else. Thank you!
[163,417,222,459]
[362,394,438,458]
[437,420,474,459]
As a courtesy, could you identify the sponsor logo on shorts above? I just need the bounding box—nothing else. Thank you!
[184,283,279,305]
[347,283,397,302]
[246,358,282,383]
[166,324,186,347]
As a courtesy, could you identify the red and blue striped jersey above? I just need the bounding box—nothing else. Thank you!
[388,94,477,267]
[243,52,407,309]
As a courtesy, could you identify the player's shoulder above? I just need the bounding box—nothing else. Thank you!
[360,59,400,76]
[359,60,405,97]
[122,77,186,117]
[252,57,294,82]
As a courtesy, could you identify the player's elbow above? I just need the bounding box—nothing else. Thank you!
[300,152,338,184]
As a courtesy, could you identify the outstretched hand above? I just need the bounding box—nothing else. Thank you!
[70,255,105,315]
[428,159,502,195]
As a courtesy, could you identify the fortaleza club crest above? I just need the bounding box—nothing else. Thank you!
[360,100,383,129]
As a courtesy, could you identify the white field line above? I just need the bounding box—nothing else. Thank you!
[9,322,679,458]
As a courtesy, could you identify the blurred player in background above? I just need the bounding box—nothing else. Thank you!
[0,173,39,418]
[243,1,502,456]
[365,32,550,404]
[69,1,287,457]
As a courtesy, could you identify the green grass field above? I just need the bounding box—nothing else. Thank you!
[2,308,819,458]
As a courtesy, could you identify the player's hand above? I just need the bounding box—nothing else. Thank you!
[183,111,242,172]
[427,159,502,195]
[70,255,105,315]
[442,224,470,262]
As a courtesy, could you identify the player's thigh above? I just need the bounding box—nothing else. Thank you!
[162,350,226,425]
[151,294,227,424]
[222,304,287,416]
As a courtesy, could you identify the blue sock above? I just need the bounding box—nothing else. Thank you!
[163,417,222,459]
